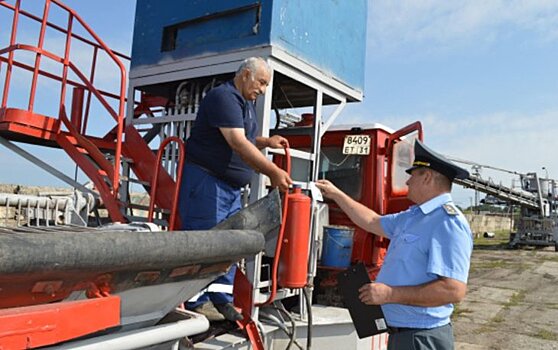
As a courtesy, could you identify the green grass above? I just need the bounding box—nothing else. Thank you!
[475,325,493,334]
[509,290,526,304]
[502,290,526,309]
[490,315,505,323]
[533,329,558,341]
[469,258,532,274]
[480,311,508,332]
[539,255,558,263]
[473,229,512,249]
[451,303,473,320]
[471,259,507,270]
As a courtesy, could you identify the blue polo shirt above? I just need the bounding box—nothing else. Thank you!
[378,193,473,329]
[186,81,258,188]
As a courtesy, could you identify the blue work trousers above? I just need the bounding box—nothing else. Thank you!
[178,162,241,308]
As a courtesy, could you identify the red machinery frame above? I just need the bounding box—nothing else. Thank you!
[274,122,422,277]
[0,0,127,195]
[0,0,183,225]
[0,295,120,349]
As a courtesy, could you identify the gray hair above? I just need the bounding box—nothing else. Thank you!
[235,57,271,79]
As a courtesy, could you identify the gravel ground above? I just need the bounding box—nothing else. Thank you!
[454,240,558,350]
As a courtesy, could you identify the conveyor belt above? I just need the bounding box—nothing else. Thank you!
[455,175,540,210]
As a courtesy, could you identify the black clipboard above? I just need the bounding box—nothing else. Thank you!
[337,263,388,338]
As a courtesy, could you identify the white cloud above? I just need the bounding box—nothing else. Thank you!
[362,109,558,181]
[368,0,558,56]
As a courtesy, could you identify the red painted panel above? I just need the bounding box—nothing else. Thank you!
[0,296,120,349]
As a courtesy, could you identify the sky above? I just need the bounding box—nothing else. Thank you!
[1,0,557,208]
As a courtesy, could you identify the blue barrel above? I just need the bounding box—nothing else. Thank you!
[321,225,354,268]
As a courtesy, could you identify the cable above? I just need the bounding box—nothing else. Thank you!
[446,155,525,176]
[303,287,312,350]
[323,152,352,167]
[259,311,298,350]
[278,304,296,350]
[275,304,305,350]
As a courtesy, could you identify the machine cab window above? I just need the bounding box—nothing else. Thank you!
[319,146,364,200]
[390,136,415,196]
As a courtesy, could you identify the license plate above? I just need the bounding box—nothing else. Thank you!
[342,134,371,155]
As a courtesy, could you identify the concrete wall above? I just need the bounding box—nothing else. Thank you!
[465,213,514,235]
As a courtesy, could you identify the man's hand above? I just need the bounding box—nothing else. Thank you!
[358,282,392,305]
[315,179,342,200]
[359,278,468,307]
[316,179,386,237]
[221,128,292,189]
[266,135,289,149]
[269,167,292,192]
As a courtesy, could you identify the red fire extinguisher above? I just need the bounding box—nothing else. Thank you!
[257,146,311,306]
[278,185,311,288]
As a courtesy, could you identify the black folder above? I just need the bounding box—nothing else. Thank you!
[337,263,388,338]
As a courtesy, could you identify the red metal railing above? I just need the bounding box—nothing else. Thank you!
[0,0,130,197]
[148,137,186,231]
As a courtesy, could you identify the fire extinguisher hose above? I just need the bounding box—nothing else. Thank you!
[256,145,291,307]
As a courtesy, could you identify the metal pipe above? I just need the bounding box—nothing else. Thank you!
[0,194,72,210]
[0,1,130,61]
[59,11,75,108]
[147,136,185,230]
[34,203,39,226]
[0,53,123,103]
[28,0,51,111]
[26,200,30,226]
[71,87,84,131]
[0,136,98,198]
[4,197,9,227]
[534,173,545,216]
[0,45,119,119]
[2,0,128,197]
[49,312,209,350]
[1,0,20,109]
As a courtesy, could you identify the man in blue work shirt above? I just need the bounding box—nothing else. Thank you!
[178,57,292,322]
[316,140,473,349]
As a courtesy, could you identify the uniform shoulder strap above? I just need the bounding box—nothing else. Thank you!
[442,203,459,216]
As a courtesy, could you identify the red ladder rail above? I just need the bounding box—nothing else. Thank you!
[147,137,185,231]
